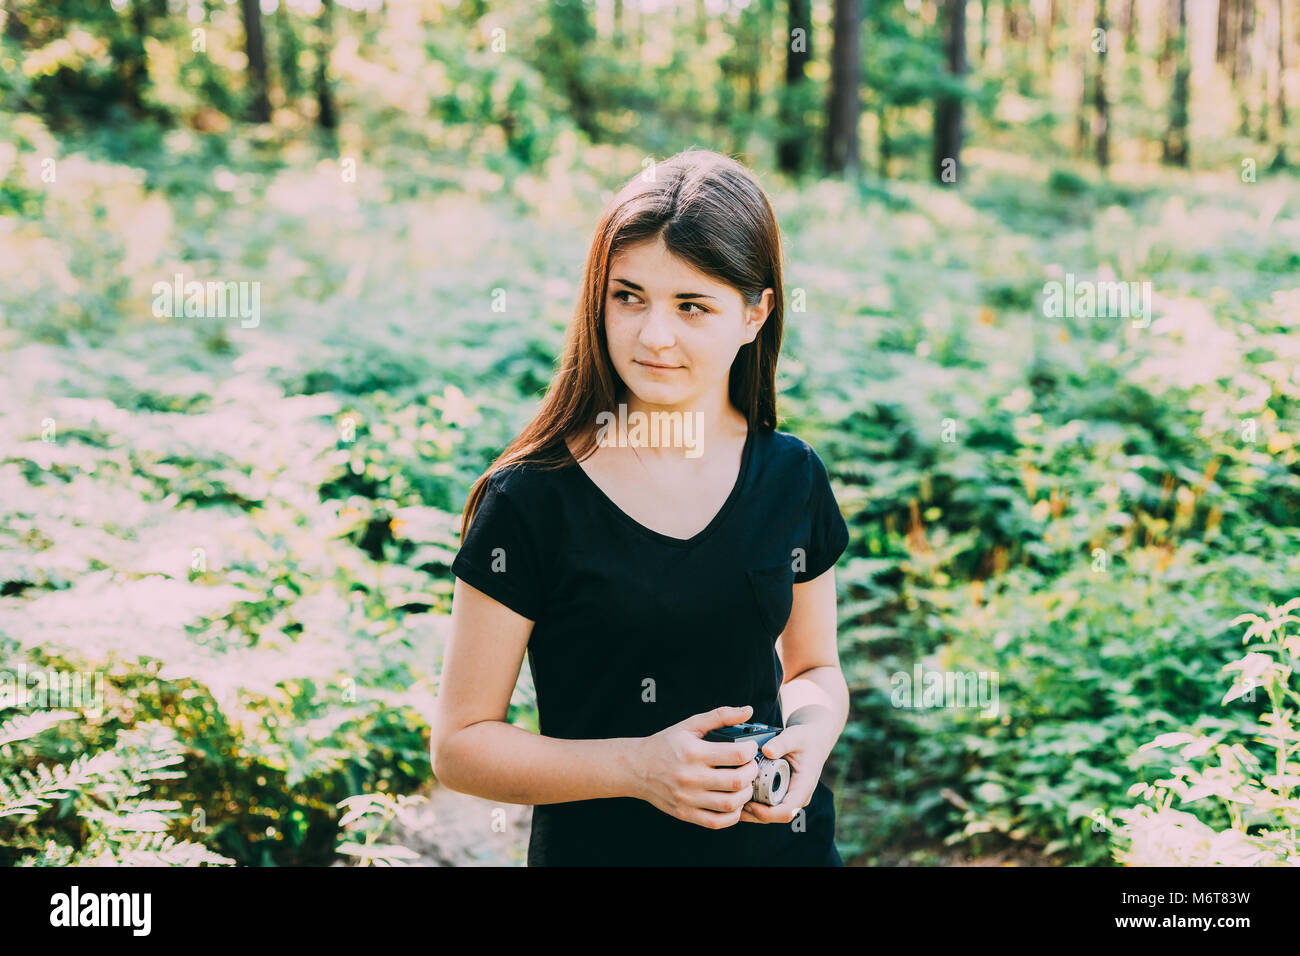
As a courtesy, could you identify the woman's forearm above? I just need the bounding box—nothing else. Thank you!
[433,720,643,805]
[779,665,849,744]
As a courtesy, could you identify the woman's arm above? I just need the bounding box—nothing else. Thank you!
[431,577,642,805]
[739,566,848,824]
[776,567,849,744]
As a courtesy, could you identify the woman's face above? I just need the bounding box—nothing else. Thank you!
[603,235,772,412]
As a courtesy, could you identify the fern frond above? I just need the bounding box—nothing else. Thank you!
[0,710,81,748]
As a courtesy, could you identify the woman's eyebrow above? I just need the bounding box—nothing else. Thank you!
[611,277,717,300]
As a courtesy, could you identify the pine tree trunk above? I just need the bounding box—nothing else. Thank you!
[1270,0,1289,163]
[1095,0,1110,169]
[777,0,814,175]
[933,0,966,185]
[316,0,337,130]
[1217,0,1234,64]
[878,104,892,177]
[1164,0,1190,165]
[1159,0,1174,78]
[1077,0,1092,155]
[824,0,862,175]
[1238,0,1257,134]
[1236,0,1256,83]
[1277,0,1288,131]
[240,0,272,123]
[979,0,990,65]
[125,0,150,113]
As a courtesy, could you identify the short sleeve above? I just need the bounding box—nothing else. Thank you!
[793,446,850,584]
[451,474,547,621]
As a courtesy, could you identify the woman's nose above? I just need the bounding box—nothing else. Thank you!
[638,306,677,348]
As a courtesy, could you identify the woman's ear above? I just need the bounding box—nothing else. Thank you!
[745,288,775,343]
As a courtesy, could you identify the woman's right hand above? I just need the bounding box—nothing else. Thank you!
[630,705,761,829]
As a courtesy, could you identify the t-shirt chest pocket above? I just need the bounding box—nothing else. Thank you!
[745,561,795,638]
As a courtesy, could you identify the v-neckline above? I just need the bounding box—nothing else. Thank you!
[564,423,755,548]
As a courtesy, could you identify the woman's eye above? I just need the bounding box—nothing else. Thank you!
[611,290,707,317]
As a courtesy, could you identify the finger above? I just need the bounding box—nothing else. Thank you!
[686,704,753,735]
[741,800,781,823]
[692,806,744,829]
[699,739,759,768]
[749,797,803,824]
[693,787,750,813]
[758,729,800,760]
[698,764,759,792]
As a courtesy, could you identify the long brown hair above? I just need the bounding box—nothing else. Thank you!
[459,147,787,535]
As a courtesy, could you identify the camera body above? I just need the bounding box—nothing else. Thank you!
[703,721,791,807]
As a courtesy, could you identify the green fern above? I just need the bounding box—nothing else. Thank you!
[0,705,234,866]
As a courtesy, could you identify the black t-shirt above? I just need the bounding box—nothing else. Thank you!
[449,423,851,866]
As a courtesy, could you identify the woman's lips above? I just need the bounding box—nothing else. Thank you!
[636,360,681,370]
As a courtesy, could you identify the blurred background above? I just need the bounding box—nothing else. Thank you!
[1,0,1299,867]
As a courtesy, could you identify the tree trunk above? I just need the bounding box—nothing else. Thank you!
[1004,0,1020,42]
[933,0,966,185]
[125,0,150,113]
[877,104,892,178]
[1277,0,1288,131]
[240,0,272,123]
[1272,0,1289,164]
[777,0,814,175]
[316,0,337,130]
[1122,0,1137,53]
[1077,0,1092,155]
[978,0,989,65]
[1237,0,1257,134]
[1236,0,1256,84]
[1042,0,1057,69]
[4,0,28,42]
[1095,0,1110,169]
[1164,0,1190,165]
[824,0,862,175]
[744,0,766,116]
[1217,0,1234,65]
[1159,0,1174,78]
[276,1,302,98]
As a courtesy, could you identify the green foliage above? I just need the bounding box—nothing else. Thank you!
[0,693,234,866]
[1108,598,1300,866]
[334,791,426,866]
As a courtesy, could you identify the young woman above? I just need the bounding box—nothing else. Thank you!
[432,148,851,866]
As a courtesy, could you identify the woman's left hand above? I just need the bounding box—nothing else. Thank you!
[738,722,835,824]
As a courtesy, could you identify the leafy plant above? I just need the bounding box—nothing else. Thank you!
[1107,597,1300,866]
[335,791,427,867]
[1,700,233,867]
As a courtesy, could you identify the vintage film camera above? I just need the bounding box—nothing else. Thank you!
[703,721,791,807]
